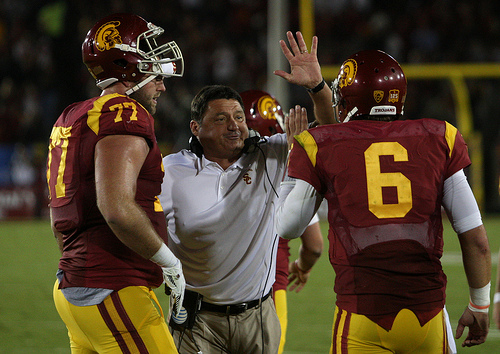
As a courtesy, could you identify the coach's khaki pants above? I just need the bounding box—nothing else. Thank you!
[172,296,281,353]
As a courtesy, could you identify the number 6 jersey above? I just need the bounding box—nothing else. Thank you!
[46,93,166,290]
[288,118,471,330]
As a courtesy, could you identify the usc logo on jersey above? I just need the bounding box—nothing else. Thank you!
[339,59,357,88]
[95,21,122,51]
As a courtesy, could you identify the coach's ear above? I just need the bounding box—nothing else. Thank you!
[190,120,200,137]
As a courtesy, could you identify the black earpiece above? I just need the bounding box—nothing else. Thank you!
[188,135,204,158]
[242,129,263,154]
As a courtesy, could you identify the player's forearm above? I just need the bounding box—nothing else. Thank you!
[297,223,323,271]
[297,245,321,272]
[309,85,335,125]
[458,225,491,289]
[104,201,164,260]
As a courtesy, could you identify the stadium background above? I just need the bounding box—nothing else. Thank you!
[0,0,499,353]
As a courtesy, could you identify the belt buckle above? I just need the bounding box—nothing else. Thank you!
[229,302,248,315]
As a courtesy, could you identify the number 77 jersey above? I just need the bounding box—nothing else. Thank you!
[46,93,165,279]
[287,118,471,329]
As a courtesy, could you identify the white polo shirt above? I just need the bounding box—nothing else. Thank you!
[159,133,288,305]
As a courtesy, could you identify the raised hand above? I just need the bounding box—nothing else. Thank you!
[274,31,323,90]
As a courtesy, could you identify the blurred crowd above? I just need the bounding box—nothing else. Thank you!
[1,0,500,210]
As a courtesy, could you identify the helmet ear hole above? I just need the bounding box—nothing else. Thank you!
[114,59,128,68]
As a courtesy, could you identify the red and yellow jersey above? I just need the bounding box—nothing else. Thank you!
[47,93,166,290]
[288,118,471,330]
[273,238,291,294]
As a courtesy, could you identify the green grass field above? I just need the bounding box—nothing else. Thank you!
[0,216,498,353]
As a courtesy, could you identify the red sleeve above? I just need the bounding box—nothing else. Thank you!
[288,133,324,194]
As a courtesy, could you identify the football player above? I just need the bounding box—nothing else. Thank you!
[48,13,185,353]
[277,49,491,352]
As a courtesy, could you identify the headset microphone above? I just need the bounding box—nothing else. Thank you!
[242,129,266,154]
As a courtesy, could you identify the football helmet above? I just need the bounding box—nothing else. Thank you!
[82,13,184,94]
[240,90,284,136]
[331,50,406,122]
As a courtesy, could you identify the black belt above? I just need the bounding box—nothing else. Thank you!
[200,291,271,315]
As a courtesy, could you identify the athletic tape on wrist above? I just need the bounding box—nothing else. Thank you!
[494,292,500,304]
[468,282,491,313]
[150,243,178,268]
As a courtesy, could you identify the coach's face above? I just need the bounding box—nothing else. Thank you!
[190,98,249,166]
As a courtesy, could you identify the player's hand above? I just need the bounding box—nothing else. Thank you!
[455,306,489,347]
[162,260,185,318]
[285,105,308,148]
[274,31,323,90]
[287,260,311,293]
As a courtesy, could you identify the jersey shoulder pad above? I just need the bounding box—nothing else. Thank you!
[86,94,153,139]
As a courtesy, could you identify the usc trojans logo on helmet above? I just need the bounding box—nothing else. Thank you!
[257,95,280,121]
[95,21,122,51]
[339,59,357,88]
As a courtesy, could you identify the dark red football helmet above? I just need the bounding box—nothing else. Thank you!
[82,13,184,92]
[331,50,407,122]
[240,90,284,136]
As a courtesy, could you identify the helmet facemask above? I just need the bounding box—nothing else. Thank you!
[83,14,184,94]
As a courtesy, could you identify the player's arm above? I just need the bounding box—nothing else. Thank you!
[495,247,500,329]
[285,104,309,149]
[442,169,491,347]
[95,134,165,258]
[277,178,323,240]
[274,31,335,125]
[95,134,185,314]
[288,219,323,293]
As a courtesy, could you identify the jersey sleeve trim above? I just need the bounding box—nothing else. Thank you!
[444,122,457,158]
[295,131,318,167]
[87,93,123,135]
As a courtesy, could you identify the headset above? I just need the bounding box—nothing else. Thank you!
[188,129,266,157]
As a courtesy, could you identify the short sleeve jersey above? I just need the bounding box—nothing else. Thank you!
[288,118,471,330]
[47,93,166,290]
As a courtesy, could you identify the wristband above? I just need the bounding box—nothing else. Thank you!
[306,78,326,94]
[494,292,500,304]
[468,282,491,313]
[150,243,178,267]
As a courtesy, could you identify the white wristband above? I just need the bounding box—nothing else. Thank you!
[150,243,178,268]
[468,282,491,313]
[494,292,500,304]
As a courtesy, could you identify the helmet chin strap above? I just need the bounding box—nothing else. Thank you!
[343,107,358,123]
[125,75,157,96]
